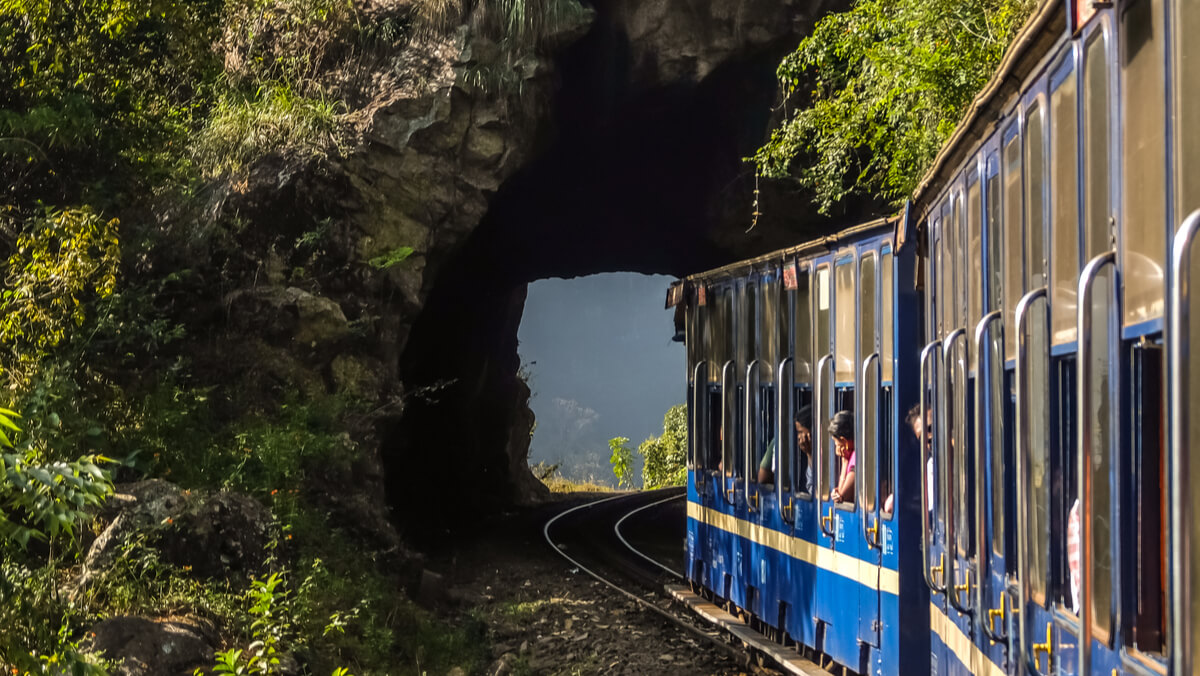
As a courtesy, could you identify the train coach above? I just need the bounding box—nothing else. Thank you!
[668,0,1200,673]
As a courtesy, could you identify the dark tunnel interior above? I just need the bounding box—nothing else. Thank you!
[382,9,869,539]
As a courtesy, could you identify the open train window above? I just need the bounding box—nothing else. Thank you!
[1121,0,1167,328]
[1049,53,1080,346]
[834,255,856,507]
[1051,358,1079,612]
[1125,342,1165,654]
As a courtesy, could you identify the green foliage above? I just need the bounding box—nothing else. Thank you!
[0,0,224,202]
[0,207,120,381]
[0,409,114,675]
[607,436,634,489]
[754,0,1034,213]
[193,83,345,178]
[638,404,687,490]
[366,246,414,271]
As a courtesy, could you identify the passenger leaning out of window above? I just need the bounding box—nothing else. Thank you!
[829,411,855,504]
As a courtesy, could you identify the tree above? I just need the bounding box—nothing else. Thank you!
[753,0,1034,213]
[608,437,635,489]
[639,404,687,489]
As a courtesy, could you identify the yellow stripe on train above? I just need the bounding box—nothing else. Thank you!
[687,500,900,596]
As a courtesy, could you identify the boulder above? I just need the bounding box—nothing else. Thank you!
[84,615,215,676]
[79,482,274,591]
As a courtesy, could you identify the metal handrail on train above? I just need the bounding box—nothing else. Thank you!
[691,361,708,493]
[942,326,973,615]
[720,360,737,505]
[1014,286,1048,674]
[1168,210,1200,676]
[1076,250,1118,676]
[815,353,836,538]
[919,339,946,593]
[776,358,795,522]
[744,359,762,512]
[973,310,1006,642]
[860,352,882,549]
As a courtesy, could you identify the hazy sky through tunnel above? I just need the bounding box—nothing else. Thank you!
[518,273,685,485]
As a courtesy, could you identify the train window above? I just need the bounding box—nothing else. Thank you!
[1049,55,1080,346]
[881,250,894,384]
[936,214,949,340]
[880,249,895,519]
[816,265,832,500]
[986,155,1002,316]
[1121,0,1167,327]
[967,174,983,370]
[1003,125,1024,362]
[1083,29,1112,261]
[1127,343,1165,653]
[793,266,813,385]
[1083,27,1116,644]
[954,194,968,333]
[1025,103,1048,290]
[928,218,939,339]
[1174,0,1200,220]
[761,273,781,375]
[736,280,750,377]
[859,253,877,513]
[1027,291,1052,604]
[835,256,856,385]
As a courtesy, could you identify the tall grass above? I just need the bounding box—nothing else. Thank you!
[193,83,345,177]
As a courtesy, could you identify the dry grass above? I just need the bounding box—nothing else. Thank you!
[540,475,615,494]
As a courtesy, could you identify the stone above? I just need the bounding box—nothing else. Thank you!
[84,615,215,676]
[415,568,446,609]
[78,483,274,591]
[224,287,349,351]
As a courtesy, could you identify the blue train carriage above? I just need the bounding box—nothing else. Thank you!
[911,0,1199,673]
[669,213,930,675]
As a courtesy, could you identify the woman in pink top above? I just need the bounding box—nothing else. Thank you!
[829,410,855,504]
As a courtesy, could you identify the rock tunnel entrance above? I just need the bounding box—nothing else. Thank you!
[383,0,866,536]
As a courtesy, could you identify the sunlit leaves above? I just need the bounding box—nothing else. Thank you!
[0,207,120,386]
[639,404,686,489]
[754,0,1034,213]
[608,436,634,489]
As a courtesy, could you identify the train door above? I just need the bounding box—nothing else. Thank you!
[685,280,711,586]
[857,244,884,656]
[921,200,952,676]
[1075,13,1123,675]
[745,266,783,627]
[730,274,756,613]
[974,145,1011,672]
[1168,0,1200,672]
[811,251,849,661]
[945,168,979,675]
[1014,82,1058,676]
[714,280,743,605]
[1043,42,1084,676]
[1107,0,1172,672]
[781,257,819,648]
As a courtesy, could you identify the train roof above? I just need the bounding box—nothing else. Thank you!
[678,215,897,287]
[909,0,1066,220]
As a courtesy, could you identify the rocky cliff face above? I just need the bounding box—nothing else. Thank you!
[208,0,849,533]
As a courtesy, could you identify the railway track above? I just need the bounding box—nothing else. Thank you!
[543,489,831,676]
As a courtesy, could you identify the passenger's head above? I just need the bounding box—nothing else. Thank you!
[905,403,932,450]
[828,410,855,457]
[794,404,813,453]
